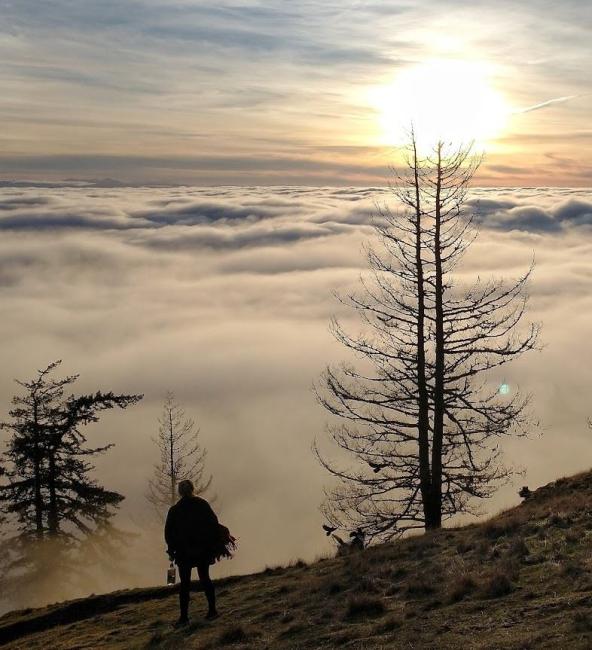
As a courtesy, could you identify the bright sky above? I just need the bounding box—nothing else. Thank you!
[0,0,590,185]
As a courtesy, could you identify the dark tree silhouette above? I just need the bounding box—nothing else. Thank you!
[0,361,142,604]
[315,135,539,542]
[146,391,211,519]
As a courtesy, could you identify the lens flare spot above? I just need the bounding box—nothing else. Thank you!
[499,383,511,396]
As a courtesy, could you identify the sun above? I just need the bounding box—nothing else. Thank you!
[371,60,509,152]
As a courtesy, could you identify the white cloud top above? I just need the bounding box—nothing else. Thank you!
[0,185,590,586]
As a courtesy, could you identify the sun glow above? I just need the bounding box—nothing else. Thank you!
[372,60,509,151]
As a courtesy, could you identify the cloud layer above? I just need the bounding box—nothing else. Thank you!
[0,185,591,607]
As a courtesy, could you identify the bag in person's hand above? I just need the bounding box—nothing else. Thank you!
[167,562,176,585]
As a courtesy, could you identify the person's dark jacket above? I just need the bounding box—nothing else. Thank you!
[165,496,219,566]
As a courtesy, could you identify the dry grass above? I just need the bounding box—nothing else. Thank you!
[5,469,592,649]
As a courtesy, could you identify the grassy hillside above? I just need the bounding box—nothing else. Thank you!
[3,471,592,649]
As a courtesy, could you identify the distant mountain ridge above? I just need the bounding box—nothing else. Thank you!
[0,178,179,189]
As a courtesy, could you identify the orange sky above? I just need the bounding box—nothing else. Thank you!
[0,1,590,185]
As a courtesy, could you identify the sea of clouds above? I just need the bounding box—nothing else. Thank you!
[0,185,591,600]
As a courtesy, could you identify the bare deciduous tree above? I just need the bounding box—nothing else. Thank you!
[315,134,540,542]
[146,392,212,518]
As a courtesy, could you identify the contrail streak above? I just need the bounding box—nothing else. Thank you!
[514,95,579,114]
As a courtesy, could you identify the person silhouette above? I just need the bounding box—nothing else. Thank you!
[165,480,220,626]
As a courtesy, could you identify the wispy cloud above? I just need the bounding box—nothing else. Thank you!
[0,1,590,183]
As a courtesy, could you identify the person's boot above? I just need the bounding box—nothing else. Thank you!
[204,586,218,620]
[173,617,189,629]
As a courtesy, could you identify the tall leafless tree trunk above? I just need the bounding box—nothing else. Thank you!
[411,135,433,530]
[315,134,540,541]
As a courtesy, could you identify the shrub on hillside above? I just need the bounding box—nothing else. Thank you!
[344,595,386,621]
[405,575,436,598]
[358,576,381,594]
[481,515,522,540]
[326,581,343,595]
[548,513,570,528]
[479,570,513,598]
[561,558,585,578]
[564,529,580,545]
[573,611,592,632]
[375,614,402,633]
[217,625,249,645]
[506,537,530,560]
[456,540,474,555]
[447,574,477,602]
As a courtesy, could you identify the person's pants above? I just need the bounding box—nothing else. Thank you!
[178,561,216,620]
